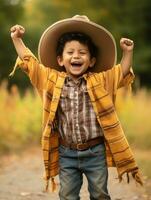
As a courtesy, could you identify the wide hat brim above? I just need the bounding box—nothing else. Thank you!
[38,16,117,72]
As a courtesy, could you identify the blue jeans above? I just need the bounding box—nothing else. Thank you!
[58,143,111,200]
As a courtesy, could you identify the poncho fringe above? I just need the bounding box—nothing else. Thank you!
[10,52,143,194]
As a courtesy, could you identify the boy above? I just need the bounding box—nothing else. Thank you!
[10,15,142,200]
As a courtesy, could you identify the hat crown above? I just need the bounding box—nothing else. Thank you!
[72,15,90,22]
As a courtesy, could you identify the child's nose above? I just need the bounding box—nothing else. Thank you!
[73,52,80,58]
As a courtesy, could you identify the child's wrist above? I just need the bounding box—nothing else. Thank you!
[122,49,133,54]
[11,36,22,41]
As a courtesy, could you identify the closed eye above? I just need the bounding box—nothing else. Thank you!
[80,50,88,55]
[67,51,73,55]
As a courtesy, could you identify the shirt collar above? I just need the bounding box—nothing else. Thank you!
[65,74,87,86]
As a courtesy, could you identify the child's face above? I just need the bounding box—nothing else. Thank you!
[57,40,96,80]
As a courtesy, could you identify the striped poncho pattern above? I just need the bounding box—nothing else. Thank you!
[10,49,143,191]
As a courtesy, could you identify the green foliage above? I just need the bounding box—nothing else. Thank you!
[24,0,151,87]
[0,0,151,88]
[0,0,31,90]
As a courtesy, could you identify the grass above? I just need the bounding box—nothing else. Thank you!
[116,88,151,149]
[116,88,151,179]
[0,81,151,178]
[134,149,151,179]
[0,81,42,154]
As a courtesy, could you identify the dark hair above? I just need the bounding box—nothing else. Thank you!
[56,32,98,58]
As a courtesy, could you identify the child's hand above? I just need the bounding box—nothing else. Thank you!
[10,25,25,39]
[120,38,134,52]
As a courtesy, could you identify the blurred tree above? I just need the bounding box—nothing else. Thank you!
[22,0,151,87]
[1,0,151,89]
[0,0,30,90]
[106,0,151,87]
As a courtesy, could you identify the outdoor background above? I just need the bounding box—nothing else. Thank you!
[0,0,151,194]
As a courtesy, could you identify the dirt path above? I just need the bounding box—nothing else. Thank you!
[0,147,150,200]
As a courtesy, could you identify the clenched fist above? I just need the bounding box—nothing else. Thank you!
[10,25,25,39]
[120,38,134,52]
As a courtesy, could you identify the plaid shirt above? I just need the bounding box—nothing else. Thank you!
[11,48,143,188]
[57,76,103,144]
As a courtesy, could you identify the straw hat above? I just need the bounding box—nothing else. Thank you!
[38,15,117,72]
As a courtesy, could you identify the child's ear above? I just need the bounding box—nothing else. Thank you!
[89,57,96,68]
[57,56,64,67]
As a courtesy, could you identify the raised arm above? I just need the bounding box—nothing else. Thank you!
[10,25,27,60]
[10,24,50,93]
[120,38,134,77]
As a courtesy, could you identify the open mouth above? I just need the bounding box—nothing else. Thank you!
[71,62,83,68]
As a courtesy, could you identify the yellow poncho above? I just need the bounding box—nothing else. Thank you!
[10,49,143,191]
